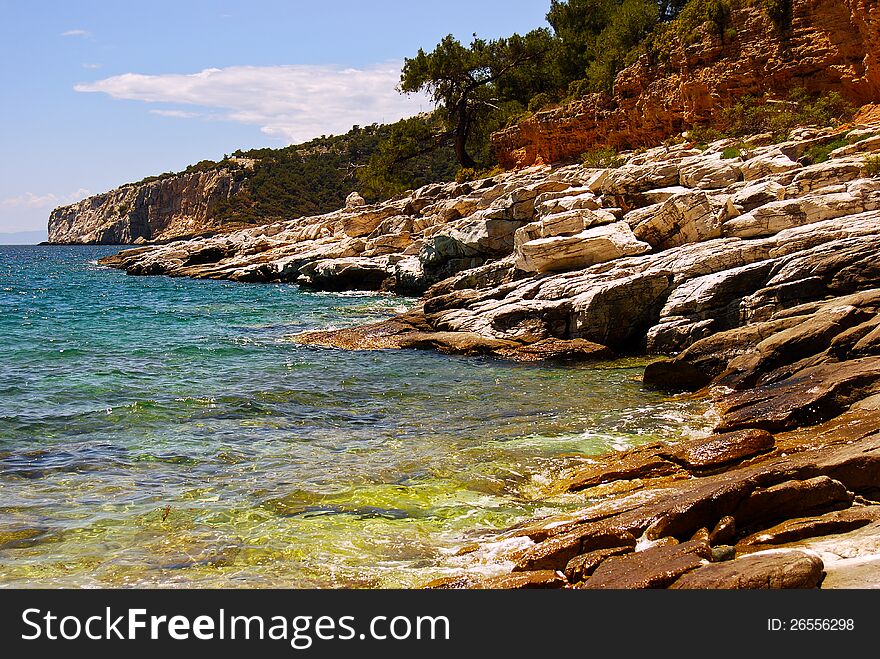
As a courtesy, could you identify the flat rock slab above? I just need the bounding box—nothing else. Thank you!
[664,429,775,470]
[561,444,683,492]
[821,555,880,589]
[473,570,567,589]
[497,338,613,362]
[578,538,710,589]
[670,550,824,589]
[716,356,880,433]
[564,546,633,583]
[514,528,637,572]
[733,476,853,529]
[738,506,880,547]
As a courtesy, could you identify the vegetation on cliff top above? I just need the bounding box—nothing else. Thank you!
[129,120,457,226]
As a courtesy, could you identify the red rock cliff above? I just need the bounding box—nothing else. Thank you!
[492,0,880,168]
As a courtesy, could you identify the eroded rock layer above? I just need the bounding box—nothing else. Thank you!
[492,0,880,168]
[48,167,248,245]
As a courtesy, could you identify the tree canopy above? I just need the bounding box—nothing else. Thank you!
[399,30,555,168]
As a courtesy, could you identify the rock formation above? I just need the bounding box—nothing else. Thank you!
[47,167,247,244]
[492,0,880,168]
[100,115,880,588]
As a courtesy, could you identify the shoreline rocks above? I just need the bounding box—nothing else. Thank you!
[95,117,880,589]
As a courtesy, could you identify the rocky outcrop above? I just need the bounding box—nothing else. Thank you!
[47,167,247,244]
[100,115,880,588]
[492,0,880,168]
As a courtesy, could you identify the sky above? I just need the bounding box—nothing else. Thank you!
[0,0,551,239]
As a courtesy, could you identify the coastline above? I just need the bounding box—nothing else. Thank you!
[88,116,880,588]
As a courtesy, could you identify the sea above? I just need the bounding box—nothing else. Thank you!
[0,245,708,588]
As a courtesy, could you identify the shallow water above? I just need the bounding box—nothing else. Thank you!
[0,245,707,588]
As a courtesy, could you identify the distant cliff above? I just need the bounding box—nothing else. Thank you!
[492,0,880,168]
[47,122,457,245]
[47,168,247,245]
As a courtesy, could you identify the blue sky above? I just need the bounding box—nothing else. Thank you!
[0,0,551,237]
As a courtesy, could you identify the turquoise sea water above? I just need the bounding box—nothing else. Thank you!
[0,246,706,588]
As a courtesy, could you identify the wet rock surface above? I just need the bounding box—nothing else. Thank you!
[669,551,825,589]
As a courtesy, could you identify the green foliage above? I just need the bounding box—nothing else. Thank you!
[528,92,557,112]
[864,155,880,178]
[804,132,879,164]
[675,0,736,40]
[687,124,723,146]
[585,0,660,93]
[721,146,742,159]
[581,146,625,168]
[757,0,792,30]
[356,114,458,199]
[400,29,556,168]
[721,89,855,139]
[455,165,506,183]
[549,0,660,96]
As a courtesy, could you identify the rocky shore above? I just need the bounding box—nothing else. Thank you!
[95,115,880,588]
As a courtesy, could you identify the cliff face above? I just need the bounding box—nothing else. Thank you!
[492,0,880,168]
[47,168,246,245]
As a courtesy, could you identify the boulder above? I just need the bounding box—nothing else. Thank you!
[670,550,824,589]
[709,517,737,546]
[345,192,366,208]
[561,444,683,492]
[716,357,880,433]
[600,162,681,194]
[726,180,786,215]
[679,153,742,189]
[738,506,880,547]
[296,257,394,291]
[663,429,776,470]
[514,528,637,572]
[515,222,651,273]
[733,476,853,529]
[339,206,399,238]
[740,149,801,181]
[723,188,875,238]
[564,546,633,583]
[578,538,710,589]
[633,191,726,249]
[789,159,864,194]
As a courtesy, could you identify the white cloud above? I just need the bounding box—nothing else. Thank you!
[82,63,102,70]
[74,63,432,143]
[62,29,91,37]
[1,188,91,210]
[150,109,200,119]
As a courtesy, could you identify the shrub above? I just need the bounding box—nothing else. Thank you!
[676,0,735,40]
[455,165,506,183]
[721,146,742,159]
[721,89,855,140]
[863,155,880,178]
[528,93,556,113]
[581,147,625,168]
[687,124,723,146]
[758,0,792,30]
